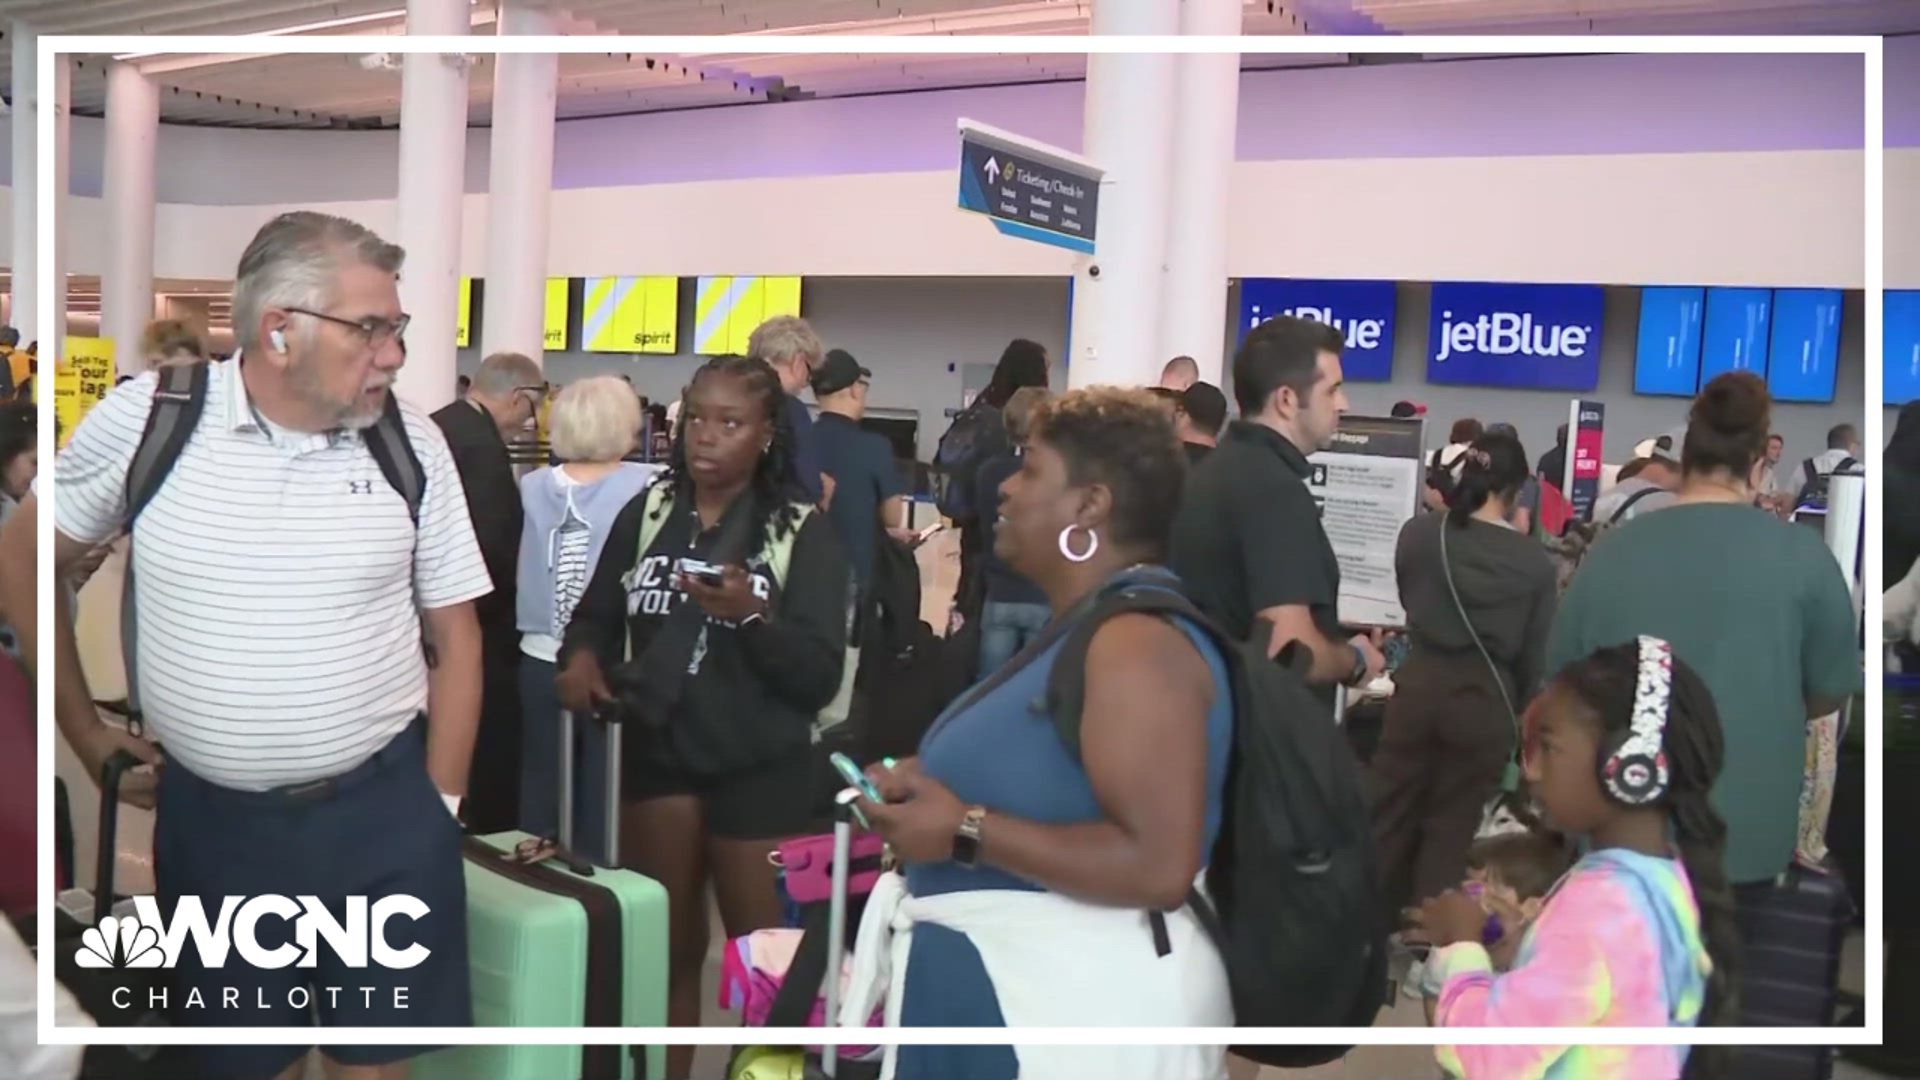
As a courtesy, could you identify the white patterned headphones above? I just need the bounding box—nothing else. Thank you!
[1600,634,1674,805]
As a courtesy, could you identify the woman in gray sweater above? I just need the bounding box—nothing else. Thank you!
[1371,430,1557,915]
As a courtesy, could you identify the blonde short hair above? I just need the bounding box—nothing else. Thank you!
[1003,385,1051,444]
[549,376,640,463]
[745,315,823,369]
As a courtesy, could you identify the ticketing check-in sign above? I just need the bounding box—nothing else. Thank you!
[956,119,1103,255]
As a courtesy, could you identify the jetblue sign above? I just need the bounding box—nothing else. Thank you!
[1239,279,1397,381]
[1426,282,1604,391]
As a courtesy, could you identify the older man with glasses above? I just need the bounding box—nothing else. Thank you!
[46,210,489,1080]
[431,350,545,834]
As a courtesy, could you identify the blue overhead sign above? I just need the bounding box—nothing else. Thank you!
[1633,286,1705,397]
[1425,282,1604,391]
[1700,287,1772,381]
[1888,290,1920,406]
[957,120,1101,255]
[1239,278,1397,381]
[1765,288,1843,404]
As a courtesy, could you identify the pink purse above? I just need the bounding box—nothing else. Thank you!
[771,830,888,904]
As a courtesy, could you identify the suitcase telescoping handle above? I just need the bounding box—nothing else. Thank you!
[819,789,859,1078]
[558,708,623,868]
[93,749,143,924]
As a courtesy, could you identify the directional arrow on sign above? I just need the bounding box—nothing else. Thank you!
[984,157,1000,184]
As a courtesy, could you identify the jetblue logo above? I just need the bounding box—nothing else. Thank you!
[1268,305,1386,352]
[1433,310,1591,363]
[1239,279,1397,381]
[1424,283,1605,392]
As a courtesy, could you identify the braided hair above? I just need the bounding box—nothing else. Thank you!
[1555,643,1740,1078]
[650,353,810,547]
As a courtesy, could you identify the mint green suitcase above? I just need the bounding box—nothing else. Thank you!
[415,712,668,1080]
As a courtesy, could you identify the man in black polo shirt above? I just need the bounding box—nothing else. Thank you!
[1170,316,1384,697]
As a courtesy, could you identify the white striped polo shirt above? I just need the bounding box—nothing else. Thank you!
[54,358,493,791]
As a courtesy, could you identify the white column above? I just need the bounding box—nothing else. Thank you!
[10,24,37,345]
[392,0,470,413]
[1067,2,1182,388]
[49,49,69,358]
[1158,0,1241,389]
[1065,0,1178,390]
[101,61,159,378]
[481,1,559,364]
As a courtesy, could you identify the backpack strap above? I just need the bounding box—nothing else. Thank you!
[1604,483,1664,527]
[125,362,210,526]
[628,482,677,663]
[1041,584,1233,760]
[120,363,212,731]
[355,394,431,665]
[362,391,424,527]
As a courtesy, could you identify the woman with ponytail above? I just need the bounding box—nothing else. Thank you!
[1371,430,1558,915]
[557,354,851,1078]
[1412,637,1739,1079]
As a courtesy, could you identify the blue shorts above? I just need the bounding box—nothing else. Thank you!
[153,717,472,1079]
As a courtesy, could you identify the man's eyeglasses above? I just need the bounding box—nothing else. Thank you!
[285,308,411,349]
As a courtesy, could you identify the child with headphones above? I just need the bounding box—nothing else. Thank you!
[1409,637,1742,1079]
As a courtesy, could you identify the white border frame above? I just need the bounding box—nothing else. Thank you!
[34,32,1882,1055]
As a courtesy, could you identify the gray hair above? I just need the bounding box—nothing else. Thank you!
[745,315,823,369]
[231,211,405,353]
[473,351,542,396]
[549,376,639,463]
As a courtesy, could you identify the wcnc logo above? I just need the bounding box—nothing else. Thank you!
[74,895,431,1011]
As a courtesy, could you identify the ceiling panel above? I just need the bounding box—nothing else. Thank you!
[0,0,1908,131]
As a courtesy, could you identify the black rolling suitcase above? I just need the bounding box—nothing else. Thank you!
[1726,864,1852,1080]
[50,749,197,1079]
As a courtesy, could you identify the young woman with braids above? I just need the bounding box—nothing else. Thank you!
[556,355,850,1076]
[1410,637,1740,1079]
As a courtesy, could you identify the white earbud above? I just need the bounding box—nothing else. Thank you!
[269,329,287,353]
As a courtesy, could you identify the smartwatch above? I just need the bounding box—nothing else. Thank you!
[952,806,987,868]
[1344,642,1370,687]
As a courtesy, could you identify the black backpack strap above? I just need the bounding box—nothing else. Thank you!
[1040,585,1226,760]
[1605,483,1663,527]
[359,392,432,665]
[124,362,209,525]
[764,901,834,1028]
[121,362,211,731]
[362,391,425,526]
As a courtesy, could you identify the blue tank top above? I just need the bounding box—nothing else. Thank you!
[906,570,1235,898]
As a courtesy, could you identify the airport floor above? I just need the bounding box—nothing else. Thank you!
[61,531,1884,1079]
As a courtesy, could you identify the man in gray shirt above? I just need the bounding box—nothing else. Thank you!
[1591,430,1682,525]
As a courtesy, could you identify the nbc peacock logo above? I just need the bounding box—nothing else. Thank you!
[74,915,167,969]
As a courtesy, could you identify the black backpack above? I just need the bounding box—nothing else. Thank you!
[116,361,427,732]
[931,399,1007,522]
[1043,586,1387,1067]
[1797,456,1857,508]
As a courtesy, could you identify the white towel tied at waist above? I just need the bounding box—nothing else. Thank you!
[842,871,1232,1080]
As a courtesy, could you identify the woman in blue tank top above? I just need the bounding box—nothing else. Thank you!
[855,388,1236,1080]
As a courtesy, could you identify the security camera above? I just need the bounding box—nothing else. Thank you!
[1087,264,1101,279]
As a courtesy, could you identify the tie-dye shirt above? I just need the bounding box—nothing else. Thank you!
[1432,848,1711,1080]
